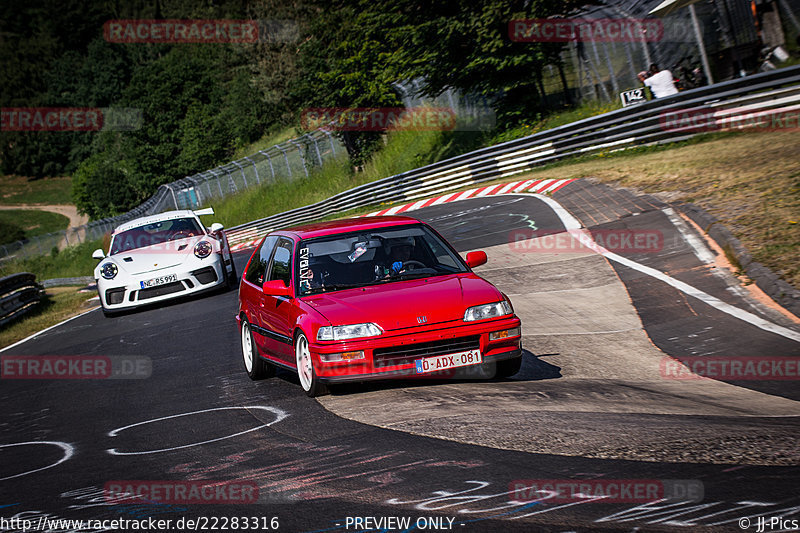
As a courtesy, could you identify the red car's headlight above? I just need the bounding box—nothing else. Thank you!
[317,323,382,341]
[463,300,512,322]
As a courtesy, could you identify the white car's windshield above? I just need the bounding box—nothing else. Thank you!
[296,224,467,296]
[110,217,203,255]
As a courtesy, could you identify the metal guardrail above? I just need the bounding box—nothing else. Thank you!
[0,273,45,327]
[224,65,800,248]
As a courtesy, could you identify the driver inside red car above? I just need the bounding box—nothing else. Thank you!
[375,237,417,279]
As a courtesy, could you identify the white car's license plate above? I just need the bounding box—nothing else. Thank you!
[415,349,482,374]
[140,273,178,289]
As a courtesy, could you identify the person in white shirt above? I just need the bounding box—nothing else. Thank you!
[643,63,679,98]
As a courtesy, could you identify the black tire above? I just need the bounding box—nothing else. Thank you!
[225,261,238,291]
[496,355,522,378]
[295,332,328,397]
[241,318,274,380]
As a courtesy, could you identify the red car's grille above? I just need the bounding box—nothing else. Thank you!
[373,335,480,368]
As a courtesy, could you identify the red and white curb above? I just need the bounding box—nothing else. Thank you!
[228,178,577,252]
[362,178,576,217]
[231,241,261,252]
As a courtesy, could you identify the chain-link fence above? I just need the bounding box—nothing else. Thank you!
[524,0,799,107]
[0,129,345,262]
[165,129,342,211]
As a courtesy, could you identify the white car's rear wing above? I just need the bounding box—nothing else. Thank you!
[193,208,215,216]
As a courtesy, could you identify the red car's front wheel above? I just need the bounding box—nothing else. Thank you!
[295,332,328,397]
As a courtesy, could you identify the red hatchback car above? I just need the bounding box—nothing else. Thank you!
[236,216,522,396]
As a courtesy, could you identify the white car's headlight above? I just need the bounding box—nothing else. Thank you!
[317,323,382,341]
[463,300,512,322]
[194,240,213,258]
[100,262,118,280]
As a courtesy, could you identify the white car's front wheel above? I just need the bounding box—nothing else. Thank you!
[295,332,328,397]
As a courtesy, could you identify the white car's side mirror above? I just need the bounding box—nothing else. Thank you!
[210,223,224,233]
[92,249,105,260]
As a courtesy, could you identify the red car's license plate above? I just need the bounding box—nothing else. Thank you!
[415,349,482,374]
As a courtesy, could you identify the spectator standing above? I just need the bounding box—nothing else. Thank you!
[643,63,679,98]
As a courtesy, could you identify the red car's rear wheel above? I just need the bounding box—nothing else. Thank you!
[241,318,273,380]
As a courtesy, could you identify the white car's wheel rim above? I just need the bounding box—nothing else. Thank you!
[242,322,254,373]
[296,334,312,391]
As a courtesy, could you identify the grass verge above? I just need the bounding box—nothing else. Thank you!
[0,175,73,205]
[0,209,70,241]
[0,239,103,280]
[0,287,97,350]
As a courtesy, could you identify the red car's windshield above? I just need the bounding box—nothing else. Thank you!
[296,225,467,296]
[110,217,203,255]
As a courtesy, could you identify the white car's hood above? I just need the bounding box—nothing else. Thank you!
[110,236,205,276]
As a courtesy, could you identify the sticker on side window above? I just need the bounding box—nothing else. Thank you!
[299,247,312,292]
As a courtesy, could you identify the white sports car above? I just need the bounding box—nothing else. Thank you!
[92,208,236,316]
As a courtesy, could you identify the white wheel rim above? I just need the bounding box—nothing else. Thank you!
[242,322,253,372]
[296,335,313,391]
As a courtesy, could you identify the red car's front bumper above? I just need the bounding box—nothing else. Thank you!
[310,315,522,383]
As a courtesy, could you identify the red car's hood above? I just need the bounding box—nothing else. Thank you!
[111,236,204,275]
[303,274,503,332]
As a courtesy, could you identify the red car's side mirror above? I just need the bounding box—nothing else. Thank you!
[465,251,487,268]
[262,280,292,297]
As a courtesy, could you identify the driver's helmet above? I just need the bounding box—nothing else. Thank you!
[384,236,414,256]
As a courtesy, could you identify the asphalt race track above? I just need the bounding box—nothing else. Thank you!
[1,182,799,533]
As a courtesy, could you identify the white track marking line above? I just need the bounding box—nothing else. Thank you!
[663,207,715,264]
[106,406,288,455]
[0,441,75,481]
[534,194,800,343]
